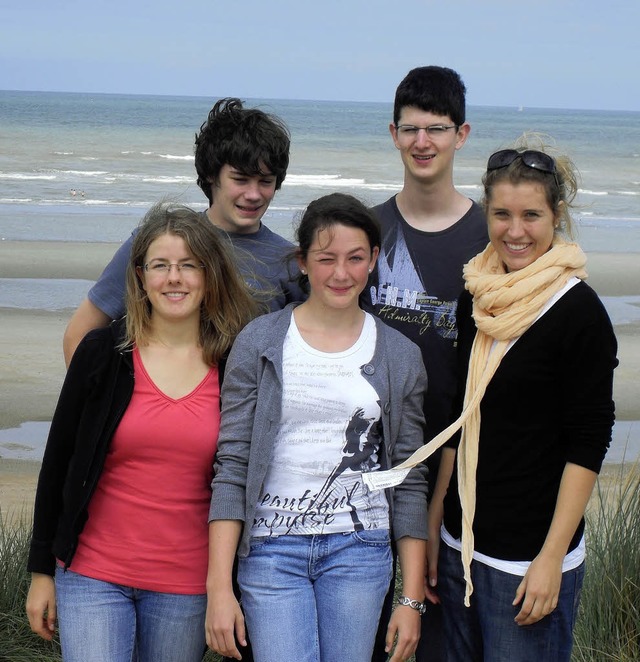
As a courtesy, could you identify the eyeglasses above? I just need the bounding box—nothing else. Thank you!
[142,261,204,275]
[487,149,557,177]
[395,124,459,139]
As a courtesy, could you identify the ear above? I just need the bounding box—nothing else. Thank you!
[135,265,147,291]
[554,200,564,229]
[454,123,471,150]
[389,122,401,150]
[369,246,380,271]
[296,251,307,275]
[208,177,219,201]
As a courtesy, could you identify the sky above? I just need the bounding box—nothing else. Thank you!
[1,0,638,111]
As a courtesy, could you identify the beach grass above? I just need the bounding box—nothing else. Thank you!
[573,465,640,661]
[0,511,61,661]
[1,469,639,661]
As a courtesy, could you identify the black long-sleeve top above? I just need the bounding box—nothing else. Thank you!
[443,281,618,561]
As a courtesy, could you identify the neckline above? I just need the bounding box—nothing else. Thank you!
[287,312,375,358]
[133,347,216,402]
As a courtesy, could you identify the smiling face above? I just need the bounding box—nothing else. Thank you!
[207,163,277,234]
[390,107,469,185]
[137,233,205,325]
[487,181,558,272]
[299,223,379,313]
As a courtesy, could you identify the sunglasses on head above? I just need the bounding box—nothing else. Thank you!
[487,149,557,177]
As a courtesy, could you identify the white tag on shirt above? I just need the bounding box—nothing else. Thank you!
[362,467,411,491]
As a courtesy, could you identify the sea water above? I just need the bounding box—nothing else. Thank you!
[0,90,638,245]
[0,91,639,461]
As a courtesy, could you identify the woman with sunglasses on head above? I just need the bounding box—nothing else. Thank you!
[26,203,258,662]
[423,135,617,661]
[205,193,428,662]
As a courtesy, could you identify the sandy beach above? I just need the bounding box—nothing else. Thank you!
[1,240,639,518]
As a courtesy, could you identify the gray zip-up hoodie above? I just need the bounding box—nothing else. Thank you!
[209,305,429,557]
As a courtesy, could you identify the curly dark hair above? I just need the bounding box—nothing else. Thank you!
[194,98,290,205]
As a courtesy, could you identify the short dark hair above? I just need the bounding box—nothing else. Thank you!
[393,66,467,127]
[294,193,381,293]
[194,98,291,205]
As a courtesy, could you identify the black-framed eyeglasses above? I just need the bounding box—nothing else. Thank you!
[142,261,204,275]
[487,149,557,179]
[395,124,459,138]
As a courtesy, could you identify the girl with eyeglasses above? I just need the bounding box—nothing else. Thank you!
[26,203,258,662]
[205,193,428,662]
[422,135,618,661]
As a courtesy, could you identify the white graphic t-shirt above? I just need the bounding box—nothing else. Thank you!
[252,313,389,537]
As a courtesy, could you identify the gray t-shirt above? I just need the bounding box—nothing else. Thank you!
[88,213,305,318]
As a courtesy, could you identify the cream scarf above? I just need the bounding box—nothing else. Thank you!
[393,238,587,606]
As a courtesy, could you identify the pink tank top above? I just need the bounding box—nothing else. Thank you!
[71,347,220,594]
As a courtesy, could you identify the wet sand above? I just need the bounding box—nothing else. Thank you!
[1,241,639,517]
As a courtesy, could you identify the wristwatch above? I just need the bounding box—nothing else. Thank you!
[397,595,426,616]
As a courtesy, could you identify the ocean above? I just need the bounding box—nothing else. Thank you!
[0,90,639,462]
[1,90,639,248]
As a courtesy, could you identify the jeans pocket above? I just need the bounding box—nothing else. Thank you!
[248,535,272,552]
[352,528,391,547]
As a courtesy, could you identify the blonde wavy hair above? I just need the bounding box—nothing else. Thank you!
[481,132,580,239]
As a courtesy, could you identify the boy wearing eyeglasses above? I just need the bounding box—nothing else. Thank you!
[367,66,488,662]
[63,98,304,368]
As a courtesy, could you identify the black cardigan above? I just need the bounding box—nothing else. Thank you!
[27,319,226,575]
[443,281,618,561]
[28,320,135,575]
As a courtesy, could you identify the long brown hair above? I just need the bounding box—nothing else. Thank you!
[122,202,258,364]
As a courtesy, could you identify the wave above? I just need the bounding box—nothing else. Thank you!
[141,176,193,184]
[576,188,638,198]
[55,169,109,177]
[2,198,152,208]
[158,154,194,161]
[285,174,366,187]
[579,188,609,197]
[0,173,56,180]
[83,199,151,206]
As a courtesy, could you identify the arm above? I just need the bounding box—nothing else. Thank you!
[384,340,428,660]
[206,322,265,657]
[25,573,57,641]
[28,334,98,575]
[63,298,111,367]
[512,288,617,625]
[205,520,245,660]
[63,234,135,366]
[513,462,597,625]
[424,446,456,604]
[386,536,427,662]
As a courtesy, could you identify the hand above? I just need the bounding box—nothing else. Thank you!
[385,605,421,661]
[204,590,246,660]
[26,573,57,641]
[424,493,444,605]
[513,553,562,625]
[424,533,441,605]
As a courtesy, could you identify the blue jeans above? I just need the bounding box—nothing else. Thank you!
[438,542,584,662]
[55,566,206,662]
[238,530,393,662]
